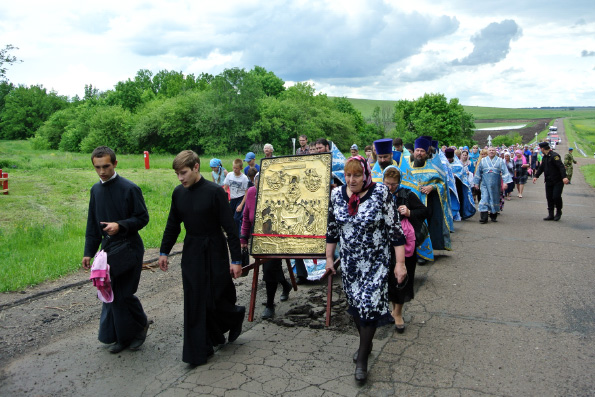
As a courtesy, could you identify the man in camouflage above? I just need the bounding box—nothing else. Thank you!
[564,148,577,184]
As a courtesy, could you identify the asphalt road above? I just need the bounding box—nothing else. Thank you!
[1,119,593,396]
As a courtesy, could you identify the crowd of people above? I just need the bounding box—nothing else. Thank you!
[82,133,572,383]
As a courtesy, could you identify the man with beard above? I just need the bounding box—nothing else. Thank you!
[399,137,452,263]
[371,138,399,182]
[445,148,476,220]
[473,146,513,223]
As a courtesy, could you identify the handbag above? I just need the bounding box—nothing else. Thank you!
[400,217,416,257]
[398,189,429,248]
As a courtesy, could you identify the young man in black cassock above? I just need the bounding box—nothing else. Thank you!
[82,146,150,354]
[158,150,245,366]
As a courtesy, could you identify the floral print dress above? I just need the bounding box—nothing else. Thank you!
[326,183,404,324]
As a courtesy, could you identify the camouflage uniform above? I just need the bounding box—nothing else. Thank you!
[564,151,577,182]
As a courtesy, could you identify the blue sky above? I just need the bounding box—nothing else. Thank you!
[1,0,593,107]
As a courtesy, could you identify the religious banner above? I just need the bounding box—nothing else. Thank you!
[251,153,332,256]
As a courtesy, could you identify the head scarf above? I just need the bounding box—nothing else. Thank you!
[345,155,374,216]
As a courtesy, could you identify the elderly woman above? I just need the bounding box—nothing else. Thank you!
[383,166,429,334]
[263,143,274,159]
[326,156,407,383]
[514,149,530,198]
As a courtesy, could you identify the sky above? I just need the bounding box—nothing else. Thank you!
[1,0,594,108]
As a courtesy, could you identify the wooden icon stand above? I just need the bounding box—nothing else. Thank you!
[243,255,338,326]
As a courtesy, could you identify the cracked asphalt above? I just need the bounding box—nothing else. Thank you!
[1,120,594,396]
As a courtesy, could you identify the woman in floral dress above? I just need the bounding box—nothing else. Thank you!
[325,156,407,384]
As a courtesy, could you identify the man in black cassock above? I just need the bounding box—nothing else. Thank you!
[82,146,150,354]
[158,150,245,366]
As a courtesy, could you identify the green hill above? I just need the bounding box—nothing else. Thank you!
[341,97,595,120]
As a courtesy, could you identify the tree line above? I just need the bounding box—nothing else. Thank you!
[1,45,476,155]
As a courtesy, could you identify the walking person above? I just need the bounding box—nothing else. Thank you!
[564,148,578,184]
[82,146,150,354]
[383,166,428,333]
[473,147,512,223]
[513,150,530,198]
[325,156,407,384]
[240,173,292,319]
[533,142,569,221]
[158,150,245,366]
[223,159,250,233]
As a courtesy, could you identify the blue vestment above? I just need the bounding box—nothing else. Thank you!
[473,156,512,213]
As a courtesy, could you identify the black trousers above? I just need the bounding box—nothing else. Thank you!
[545,181,564,211]
[98,256,147,345]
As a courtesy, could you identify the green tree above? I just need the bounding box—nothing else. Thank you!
[0,85,69,139]
[249,66,285,97]
[31,107,78,149]
[79,106,133,153]
[393,93,476,146]
[0,44,21,81]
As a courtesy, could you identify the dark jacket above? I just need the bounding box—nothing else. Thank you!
[395,187,429,236]
[535,150,567,184]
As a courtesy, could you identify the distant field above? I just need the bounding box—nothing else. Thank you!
[343,97,595,121]
[564,117,595,158]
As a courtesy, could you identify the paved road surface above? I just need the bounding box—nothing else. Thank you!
[1,119,594,396]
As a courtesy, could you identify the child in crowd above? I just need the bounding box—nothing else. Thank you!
[224,159,250,233]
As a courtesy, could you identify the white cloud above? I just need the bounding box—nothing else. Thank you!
[1,0,594,107]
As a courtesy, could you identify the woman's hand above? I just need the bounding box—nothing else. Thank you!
[394,261,407,284]
[397,205,410,218]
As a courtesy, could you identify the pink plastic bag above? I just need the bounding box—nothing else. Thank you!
[400,217,416,257]
[90,250,114,303]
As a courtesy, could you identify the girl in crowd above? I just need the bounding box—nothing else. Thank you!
[326,156,406,384]
[210,158,228,187]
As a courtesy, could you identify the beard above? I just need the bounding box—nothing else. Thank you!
[413,157,426,167]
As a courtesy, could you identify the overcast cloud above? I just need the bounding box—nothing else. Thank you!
[1,0,594,107]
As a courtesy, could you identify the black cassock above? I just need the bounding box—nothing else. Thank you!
[84,175,149,345]
[160,177,244,365]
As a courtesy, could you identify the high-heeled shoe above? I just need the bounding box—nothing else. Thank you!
[395,323,405,334]
[355,366,368,383]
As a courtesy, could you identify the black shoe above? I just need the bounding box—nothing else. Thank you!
[490,213,498,222]
[416,258,427,266]
[355,366,368,384]
[261,306,275,319]
[296,276,308,285]
[479,212,488,224]
[543,211,555,221]
[280,285,291,302]
[553,210,562,221]
[129,322,150,351]
[395,324,405,334]
[108,342,128,354]
[228,306,245,343]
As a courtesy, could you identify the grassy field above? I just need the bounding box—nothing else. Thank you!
[0,141,244,292]
[564,117,595,158]
[343,97,595,121]
[582,165,595,189]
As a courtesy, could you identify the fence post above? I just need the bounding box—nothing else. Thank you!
[1,171,8,195]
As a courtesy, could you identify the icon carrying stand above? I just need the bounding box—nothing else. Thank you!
[243,255,339,326]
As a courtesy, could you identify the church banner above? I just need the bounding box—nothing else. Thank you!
[251,153,332,256]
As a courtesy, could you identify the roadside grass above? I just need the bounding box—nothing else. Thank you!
[581,164,595,189]
[564,117,595,158]
[463,106,595,120]
[0,140,246,292]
